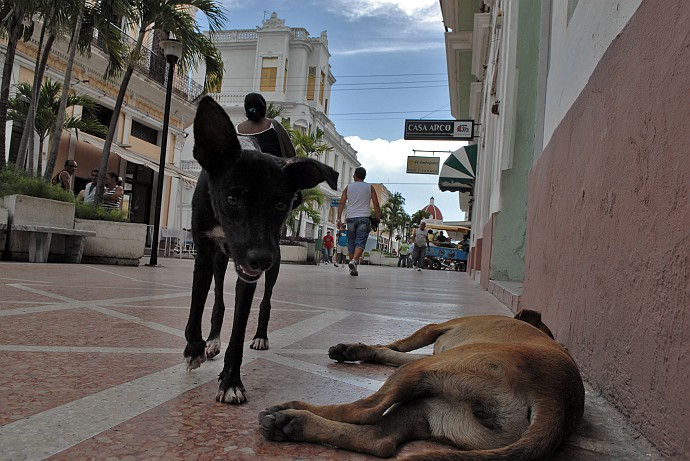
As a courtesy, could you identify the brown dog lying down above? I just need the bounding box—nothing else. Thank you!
[260,310,584,460]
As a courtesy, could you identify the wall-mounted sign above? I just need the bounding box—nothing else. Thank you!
[406,156,440,175]
[404,119,474,140]
[330,198,340,207]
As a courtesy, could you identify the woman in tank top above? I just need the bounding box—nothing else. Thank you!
[236,92,295,158]
[102,171,123,209]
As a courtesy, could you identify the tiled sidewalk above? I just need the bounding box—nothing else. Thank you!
[0,260,659,460]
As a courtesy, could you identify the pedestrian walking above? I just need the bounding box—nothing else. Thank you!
[335,224,348,266]
[322,230,334,265]
[410,222,428,271]
[336,167,381,276]
[398,240,410,268]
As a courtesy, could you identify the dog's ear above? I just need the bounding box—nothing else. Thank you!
[514,309,542,323]
[283,158,339,191]
[192,96,241,172]
[515,309,555,339]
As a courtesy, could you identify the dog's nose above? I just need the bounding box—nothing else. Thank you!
[246,249,273,272]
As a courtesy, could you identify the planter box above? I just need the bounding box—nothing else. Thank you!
[297,241,318,264]
[74,219,147,266]
[367,251,400,267]
[280,244,307,263]
[0,194,75,261]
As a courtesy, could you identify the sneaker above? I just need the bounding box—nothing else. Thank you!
[417,268,422,271]
[333,263,338,267]
[348,261,358,276]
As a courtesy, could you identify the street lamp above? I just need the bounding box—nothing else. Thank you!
[148,38,182,266]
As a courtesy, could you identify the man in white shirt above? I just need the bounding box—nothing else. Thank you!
[81,169,100,204]
[336,167,381,276]
[411,221,428,271]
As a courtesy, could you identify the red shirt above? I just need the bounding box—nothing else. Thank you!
[323,235,334,249]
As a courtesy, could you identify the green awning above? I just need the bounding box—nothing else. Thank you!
[438,144,477,192]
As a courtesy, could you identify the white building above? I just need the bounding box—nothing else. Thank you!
[178,13,360,239]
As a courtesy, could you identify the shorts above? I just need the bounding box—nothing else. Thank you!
[347,217,370,254]
[337,245,348,254]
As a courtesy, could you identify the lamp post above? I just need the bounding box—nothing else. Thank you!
[148,38,182,266]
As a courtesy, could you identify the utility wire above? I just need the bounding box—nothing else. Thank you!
[329,109,448,115]
[335,72,447,78]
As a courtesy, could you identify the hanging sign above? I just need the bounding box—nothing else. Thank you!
[404,119,474,140]
[406,156,440,175]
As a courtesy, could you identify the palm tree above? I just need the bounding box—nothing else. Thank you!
[8,80,107,176]
[0,0,38,168]
[288,126,332,235]
[411,209,431,228]
[380,192,408,250]
[16,0,78,172]
[92,0,226,205]
[44,0,132,181]
[290,127,332,159]
[266,102,282,119]
[287,187,324,237]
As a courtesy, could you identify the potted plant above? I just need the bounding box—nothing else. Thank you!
[0,166,146,264]
[0,166,77,261]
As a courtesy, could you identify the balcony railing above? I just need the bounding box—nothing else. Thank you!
[180,159,202,172]
[91,30,204,103]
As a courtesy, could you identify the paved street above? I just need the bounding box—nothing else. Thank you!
[0,259,659,460]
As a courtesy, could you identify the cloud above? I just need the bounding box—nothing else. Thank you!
[345,136,467,221]
[325,0,443,57]
[328,0,441,23]
[331,41,444,56]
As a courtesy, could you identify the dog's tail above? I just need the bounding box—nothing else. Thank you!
[402,398,577,461]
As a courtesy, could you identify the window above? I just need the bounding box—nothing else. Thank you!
[283,59,289,93]
[260,57,278,92]
[131,120,158,144]
[319,71,325,104]
[306,66,316,100]
[82,105,112,139]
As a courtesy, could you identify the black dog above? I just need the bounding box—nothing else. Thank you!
[184,96,338,404]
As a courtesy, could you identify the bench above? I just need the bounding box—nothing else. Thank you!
[10,224,96,263]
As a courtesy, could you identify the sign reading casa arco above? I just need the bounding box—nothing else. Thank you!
[404,119,474,141]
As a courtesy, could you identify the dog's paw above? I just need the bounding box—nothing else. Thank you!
[216,386,247,404]
[328,343,370,362]
[250,337,269,350]
[259,408,308,442]
[185,355,206,372]
[183,340,207,371]
[205,338,221,359]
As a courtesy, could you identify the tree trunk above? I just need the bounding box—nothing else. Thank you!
[37,139,44,176]
[44,0,85,181]
[0,8,25,168]
[94,64,134,206]
[94,28,145,206]
[296,211,303,238]
[18,26,54,174]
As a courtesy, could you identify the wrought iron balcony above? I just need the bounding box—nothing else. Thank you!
[92,30,204,103]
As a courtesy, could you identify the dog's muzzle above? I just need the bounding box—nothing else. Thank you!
[235,248,274,282]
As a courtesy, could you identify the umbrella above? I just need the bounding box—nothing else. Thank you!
[438,144,477,192]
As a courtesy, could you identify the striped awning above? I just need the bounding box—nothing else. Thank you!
[438,144,477,192]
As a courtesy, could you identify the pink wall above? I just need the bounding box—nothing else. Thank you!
[522,1,690,458]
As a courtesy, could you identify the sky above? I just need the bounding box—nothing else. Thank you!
[207,0,468,221]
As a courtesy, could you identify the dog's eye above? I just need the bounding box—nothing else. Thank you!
[226,195,239,207]
[275,202,287,212]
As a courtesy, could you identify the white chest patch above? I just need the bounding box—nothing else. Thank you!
[206,225,226,245]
